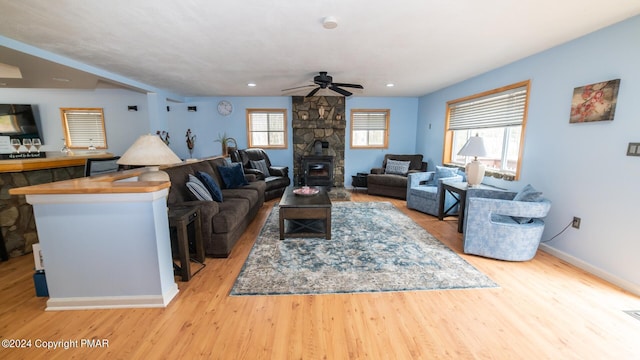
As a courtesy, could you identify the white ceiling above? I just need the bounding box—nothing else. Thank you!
[1,0,639,98]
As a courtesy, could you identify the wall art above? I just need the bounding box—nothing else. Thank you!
[570,79,620,123]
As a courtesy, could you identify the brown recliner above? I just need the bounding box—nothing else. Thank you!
[367,154,427,199]
[230,148,291,201]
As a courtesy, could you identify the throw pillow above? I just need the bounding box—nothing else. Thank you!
[186,174,213,201]
[195,171,223,202]
[513,184,544,202]
[217,163,249,189]
[512,184,544,224]
[431,165,459,185]
[250,159,270,177]
[385,159,411,175]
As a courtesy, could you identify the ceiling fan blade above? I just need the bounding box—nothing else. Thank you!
[282,84,316,92]
[332,83,364,89]
[306,87,321,97]
[329,85,353,97]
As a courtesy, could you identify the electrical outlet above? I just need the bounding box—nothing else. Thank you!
[572,216,581,229]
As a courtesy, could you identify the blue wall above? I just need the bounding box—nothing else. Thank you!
[166,96,419,187]
[3,15,638,293]
[417,15,640,292]
[0,88,150,155]
[345,97,419,180]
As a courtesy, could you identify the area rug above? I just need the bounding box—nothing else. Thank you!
[230,202,498,295]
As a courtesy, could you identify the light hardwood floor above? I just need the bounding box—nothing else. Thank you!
[1,192,640,359]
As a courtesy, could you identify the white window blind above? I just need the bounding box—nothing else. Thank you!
[247,109,287,148]
[351,109,389,148]
[448,86,527,130]
[61,108,107,149]
[352,111,388,131]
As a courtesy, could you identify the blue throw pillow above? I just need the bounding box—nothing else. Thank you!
[429,166,459,186]
[196,171,223,202]
[385,159,411,175]
[217,163,248,189]
[512,184,544,224]
[513,184,544,202]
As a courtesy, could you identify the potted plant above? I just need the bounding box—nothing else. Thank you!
[215,132,237,156]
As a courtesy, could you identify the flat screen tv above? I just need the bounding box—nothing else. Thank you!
[0,104,41,138]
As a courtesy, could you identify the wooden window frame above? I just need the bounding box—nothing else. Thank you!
[350,109,390,149]
[443,80,530,180]
[246,108,288,149]
[60,108,108,150]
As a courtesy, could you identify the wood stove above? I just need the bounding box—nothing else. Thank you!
[302,155,334,187]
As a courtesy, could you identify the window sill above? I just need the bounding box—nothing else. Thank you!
[446,164,516,181]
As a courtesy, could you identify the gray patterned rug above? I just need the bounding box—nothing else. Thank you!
[230,202,497,296]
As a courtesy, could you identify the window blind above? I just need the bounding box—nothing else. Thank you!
[63,109,106,148]
[448,86,527,130]
[352,111,388,130]
[250,112,284,131]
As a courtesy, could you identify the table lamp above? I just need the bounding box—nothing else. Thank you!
[457,134,487,186]
[117,134,182,182]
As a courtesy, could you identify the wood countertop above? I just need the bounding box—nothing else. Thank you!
[0,152,115,173]
[9,167,170,195]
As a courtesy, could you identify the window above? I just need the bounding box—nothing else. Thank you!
[246,109,287,148]
[443,80,530,180]
[60,108,107,149]
[350,109,390,148]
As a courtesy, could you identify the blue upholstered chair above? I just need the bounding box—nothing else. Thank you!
[462,185,551,261]
[406,166,463,217]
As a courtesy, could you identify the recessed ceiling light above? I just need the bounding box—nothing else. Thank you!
[247,83,257,87]
[323,16,338,29]
[386,83,395,87]
[52,77,70,82]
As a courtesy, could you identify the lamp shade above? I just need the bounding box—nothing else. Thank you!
[117,134,181,166]
[457,135,487,158]
[457,135,487,186]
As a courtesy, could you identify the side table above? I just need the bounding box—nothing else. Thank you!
[439,181,503,233]
[351,172,368,192]
[168,206,205,281]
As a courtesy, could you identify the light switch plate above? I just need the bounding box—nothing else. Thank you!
[627,143,640,156]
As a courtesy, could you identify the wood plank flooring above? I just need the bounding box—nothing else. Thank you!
[1,192,640,359]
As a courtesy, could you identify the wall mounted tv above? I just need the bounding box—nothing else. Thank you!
[0,104,41,139]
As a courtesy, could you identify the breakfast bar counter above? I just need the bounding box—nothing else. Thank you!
[9,168,178,310]
[0,152,116,259]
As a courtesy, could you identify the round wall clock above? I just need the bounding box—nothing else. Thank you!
[217,100,233,116]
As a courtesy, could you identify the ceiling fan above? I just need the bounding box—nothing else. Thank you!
[283,71,364,97]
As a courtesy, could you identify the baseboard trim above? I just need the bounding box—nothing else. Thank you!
[539,244,640,297]
[45,285,179,311]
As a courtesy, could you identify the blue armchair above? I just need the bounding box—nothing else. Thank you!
[406,166,463,217]
[463,186,551,261]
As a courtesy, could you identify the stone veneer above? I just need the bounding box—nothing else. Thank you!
[291,96,351,201]
[291,96,346,187]
[0,166,84,258]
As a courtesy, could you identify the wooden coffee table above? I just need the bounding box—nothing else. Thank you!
[279,187,332,240]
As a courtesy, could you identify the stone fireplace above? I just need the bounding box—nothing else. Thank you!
[302,155,334,187]
[292,96,349,200]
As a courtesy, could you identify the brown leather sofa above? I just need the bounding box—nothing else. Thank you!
[367,154,427,199]
[230,148,291,201]
[164,156,266,257]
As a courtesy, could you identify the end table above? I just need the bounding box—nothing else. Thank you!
[439,181,505,233]
[168,206,205,281]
